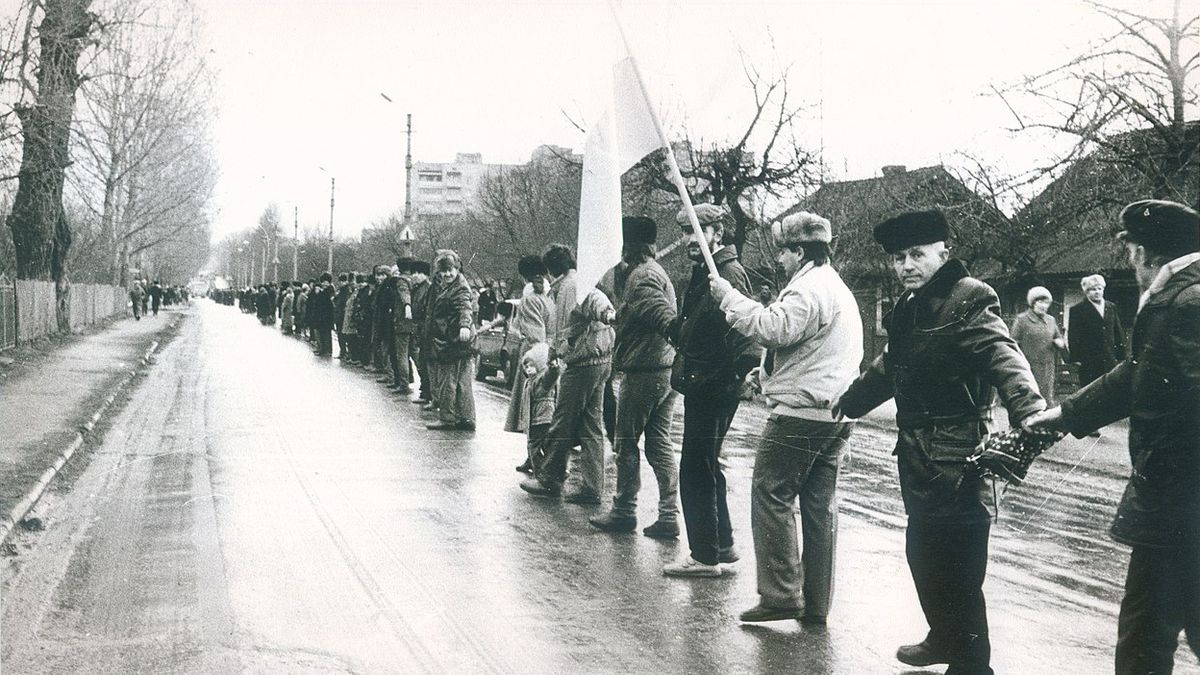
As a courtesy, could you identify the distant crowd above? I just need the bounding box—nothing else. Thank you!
[127,279,189,320]
[210,198,1200,675]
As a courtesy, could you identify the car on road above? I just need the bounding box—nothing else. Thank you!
[475,299,520,385]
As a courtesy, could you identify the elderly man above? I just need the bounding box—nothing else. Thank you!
[1068,273,1127,388]
[1027,200,1200,674]
[835,210,1044,675]
[589,216,680,532]
[660,204,757,576]
[520,244,616,501]
[710,212,862,606]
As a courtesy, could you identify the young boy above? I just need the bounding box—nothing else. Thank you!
[520,343,560,473]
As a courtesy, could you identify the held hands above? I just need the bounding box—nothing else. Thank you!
[1021,406,1064,432]
[1053,337,1066,350]
[744,366,763,394]
[458,326,472,342]
[404,306,413,320]
[709,274,734,302]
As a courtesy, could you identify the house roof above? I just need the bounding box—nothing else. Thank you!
[779,165,1011,282]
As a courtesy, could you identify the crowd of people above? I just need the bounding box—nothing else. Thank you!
[218,199,1200,675]
[127,279,189,320]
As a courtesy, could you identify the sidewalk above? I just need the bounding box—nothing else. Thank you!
[0,307,185,543]
[849,397,1132,480]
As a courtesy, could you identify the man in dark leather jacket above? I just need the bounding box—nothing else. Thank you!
[1028,200,1200,674]
[836,210,1044,675]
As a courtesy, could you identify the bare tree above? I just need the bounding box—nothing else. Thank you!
[632,55,822,253]
[997,0,1199,208]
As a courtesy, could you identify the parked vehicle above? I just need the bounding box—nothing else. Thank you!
[475,299,520,384]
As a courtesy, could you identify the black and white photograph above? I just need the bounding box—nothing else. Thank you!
[0,0,1197,672]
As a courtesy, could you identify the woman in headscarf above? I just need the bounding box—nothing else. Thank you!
[1011,285,1066,404]
[426,249,478,431]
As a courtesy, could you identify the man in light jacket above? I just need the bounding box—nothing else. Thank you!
[710,212,863,619]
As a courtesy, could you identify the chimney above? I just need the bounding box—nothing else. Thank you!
[881,165,907,177]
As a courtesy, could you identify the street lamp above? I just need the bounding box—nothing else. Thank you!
[318,166,334,274]
[380,92,414,223]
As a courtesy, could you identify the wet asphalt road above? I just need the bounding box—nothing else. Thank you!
[2,300,1198,674]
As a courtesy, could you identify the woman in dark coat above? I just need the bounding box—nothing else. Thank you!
[425,249,477,431]
[1011,286,1066,404]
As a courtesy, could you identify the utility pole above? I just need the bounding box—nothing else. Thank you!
[327,177,335,274]
[292,206,299,279]
[404,113,413,223]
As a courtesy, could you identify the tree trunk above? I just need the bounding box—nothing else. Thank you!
[6,0,94,328]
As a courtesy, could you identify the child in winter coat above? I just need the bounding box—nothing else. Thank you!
[520,342,560,473]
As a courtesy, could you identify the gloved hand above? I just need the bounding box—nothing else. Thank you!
[968,426,1065,485]
[709,274,734,302]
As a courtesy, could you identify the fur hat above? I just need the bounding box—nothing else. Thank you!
[773,212,832,247]
[622,216,657,245]
[517,254,548,279]
[1026,286,1052,306]
[873,210,950,254]
[412,260,431,275]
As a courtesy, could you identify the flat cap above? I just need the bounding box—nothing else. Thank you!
[873,210,950,254]
[677,203,731,228]
[1117,199,1200,255]
[773,212,832,246]
[622,216,658,245]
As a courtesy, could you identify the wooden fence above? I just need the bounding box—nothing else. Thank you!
[0,279,128,351]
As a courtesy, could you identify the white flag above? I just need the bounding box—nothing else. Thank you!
[574,57,666,297]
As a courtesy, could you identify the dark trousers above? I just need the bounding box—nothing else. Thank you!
[603,376,617,444]
[336,330,348,358]
[906,518,993,674]
[679,391,740,565]
[1116,543,1200,674]
[537,362,610,493]
[316,328,332,356]
[527,423,550,472]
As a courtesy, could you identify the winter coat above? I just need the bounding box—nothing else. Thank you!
[551,269,614,367]
[721,260,862,418]
[428,272,477,363]
[838,259,1045,522]
[1060,257,1200,548]
[280,293,295,332]
[350,285,374,339]
[393,274,419,335]
[295,292,308,328]
[611,258,677,373]
[333,285,351,331]
[375,276,399,338]
[1067,299,1127,385]
[307,285,335,330]
[672,245,757,398]
[1011,309,1064,403]
[341,288,359,335]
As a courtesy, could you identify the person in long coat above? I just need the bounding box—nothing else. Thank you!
[280,282,295,334]
[425,249,478,431]
[1067,273,1127,387]
[1027,200,1200,673]
[1011,286,1066,404]
[494,255,556,469]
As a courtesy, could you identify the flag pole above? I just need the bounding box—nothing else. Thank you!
[607,2,720,278]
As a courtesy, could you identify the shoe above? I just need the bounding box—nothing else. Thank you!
[642,520,680,539]
[454,421,476,432]
[412,398,430,405]
[718,546,740,564]
[588,513,636,533]
[519,477,561,498]
[421,403,438,411]
[376,376,393,383]
[799,613,827,626]
[663,556,721,578]
[562,489,601,505]
[739,603,804,622]
[426,421,459,430]
[896,641,951,667]
[1087,430,1102,438]
[515,460,533,474]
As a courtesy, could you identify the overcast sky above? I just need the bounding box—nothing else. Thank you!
[194,0,1156,239]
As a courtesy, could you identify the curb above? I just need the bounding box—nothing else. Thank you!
[0,324,172,547]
